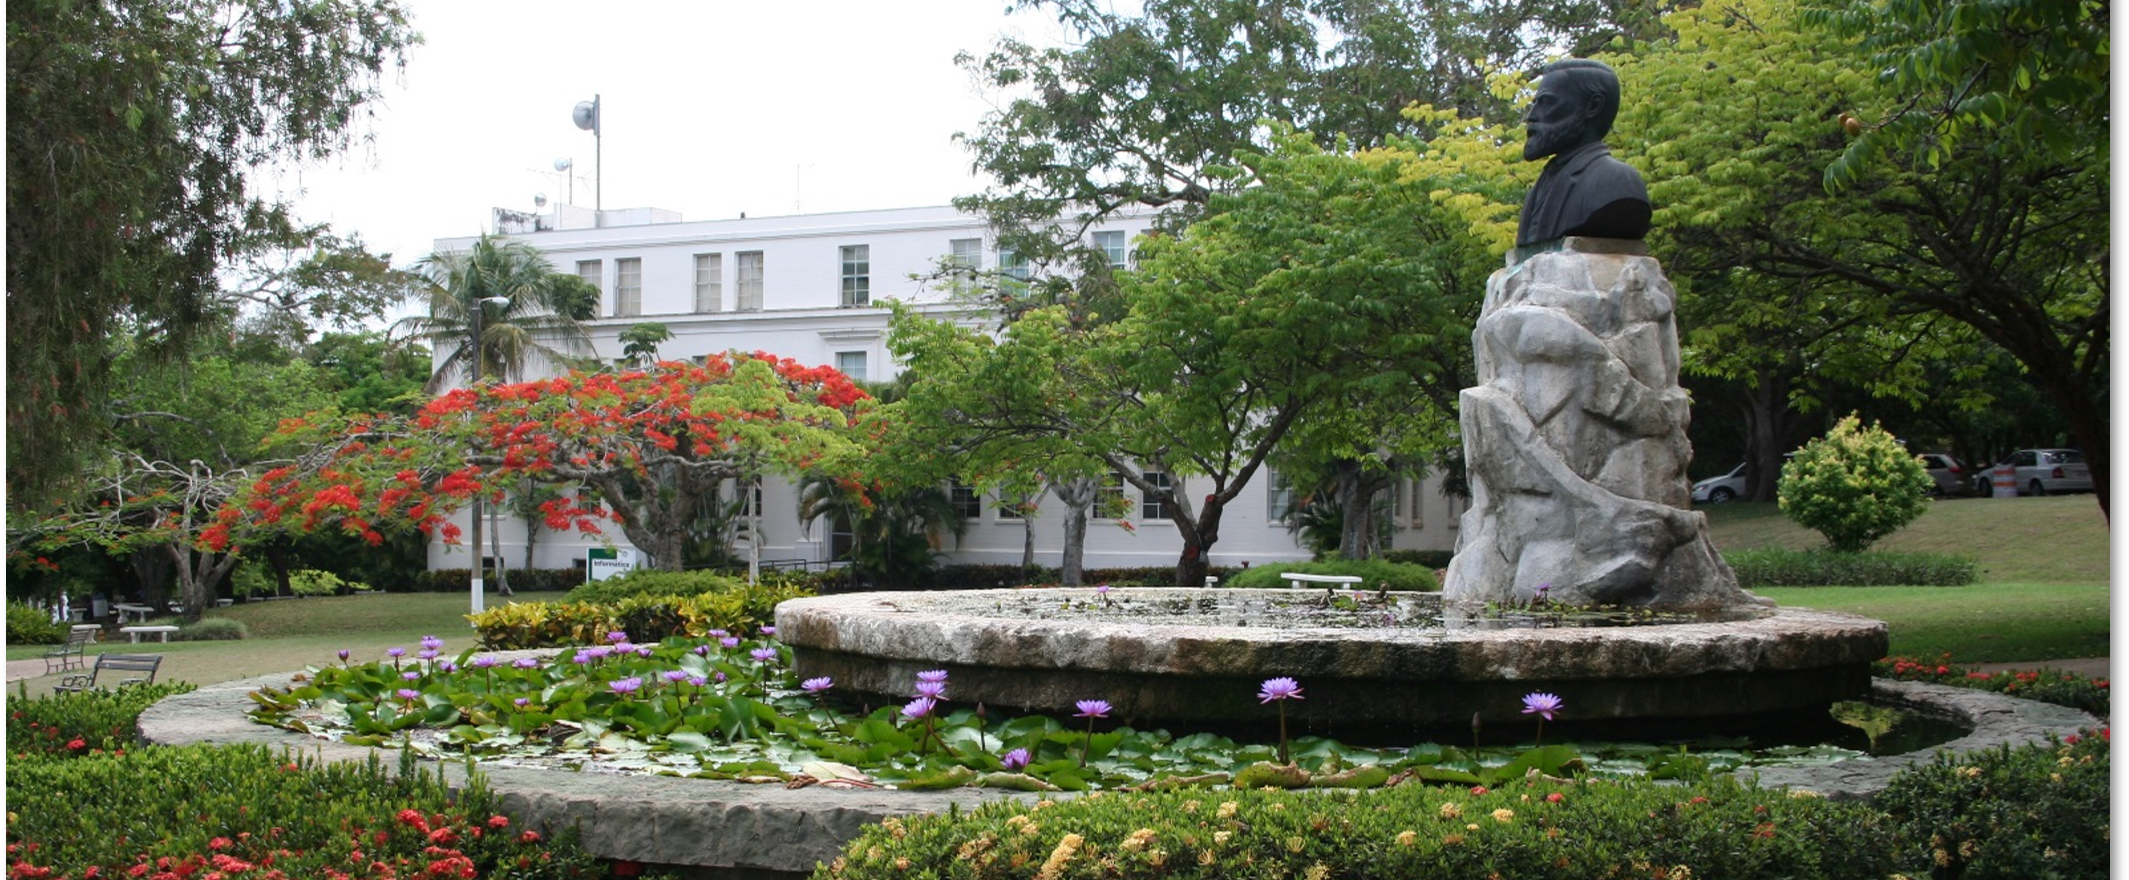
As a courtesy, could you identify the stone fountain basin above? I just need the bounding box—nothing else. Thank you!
[778,588,1889,736]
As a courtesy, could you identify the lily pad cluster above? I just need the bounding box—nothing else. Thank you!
[248,632,1867,792]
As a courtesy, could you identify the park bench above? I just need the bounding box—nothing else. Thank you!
[42,625,100,674]
[53,653,163,694]
[120,625,181,643]
[1278,572,1365,592]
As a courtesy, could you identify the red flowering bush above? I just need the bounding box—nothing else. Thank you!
[1875,653,2109,715]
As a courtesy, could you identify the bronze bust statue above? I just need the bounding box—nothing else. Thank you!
[1515,58,1651,247]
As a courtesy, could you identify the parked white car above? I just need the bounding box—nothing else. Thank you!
[1691,463,1749,503]
[1974,448,2092,496]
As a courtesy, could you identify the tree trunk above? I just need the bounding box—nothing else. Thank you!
[489,505,513,595]
[1740,370,1794,501]
[1173,494,1225,586]
[1334,461,1392,560]
[2044,370,2110,518]
[1052,477,1097,586]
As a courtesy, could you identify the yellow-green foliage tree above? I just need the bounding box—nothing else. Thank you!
[1777,414,1933,553]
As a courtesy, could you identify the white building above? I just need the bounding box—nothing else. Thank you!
[429,204,1465,578]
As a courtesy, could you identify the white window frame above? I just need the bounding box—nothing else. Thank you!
[835,350,868,383]
[949,481,982,520]
[576,259,603,296]
[1266,469,1294,524]
[694,253,723,313]
[1140,470,1174,521]
[736,251,764,311]
[998,248,1029,296]
[1093,230,1128,269]
[840,244,870,307]
[948,238,982,293]
[614,257,642,316]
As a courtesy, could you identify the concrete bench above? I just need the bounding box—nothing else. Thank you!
[114,603,157,623]
[120,625,181,643]
[1279,572,1365,591]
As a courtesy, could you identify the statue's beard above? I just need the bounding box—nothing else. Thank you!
[1523,123,1576,161]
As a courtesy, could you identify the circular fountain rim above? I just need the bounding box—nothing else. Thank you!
[776,587,1887,680]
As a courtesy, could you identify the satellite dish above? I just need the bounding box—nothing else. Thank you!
[553,157,573,172]
[533,193,547,208]
[572,99,599,133]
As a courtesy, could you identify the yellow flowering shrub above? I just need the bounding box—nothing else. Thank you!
[1776,414,1932,553]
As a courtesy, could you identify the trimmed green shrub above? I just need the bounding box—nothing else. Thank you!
[1381,549,1456,569]
[813,773,1892,880]
[1778,415,1933,552]
[7,601,67,645]
[934,563,1057,588]
[1223,559,1443,591]
[469,580,815,649]
[179,617,249,641]
[7,744,613,879]
[1724,548,1978,587]
[1877,732,2109,880]
[7,682,197,758]
[563,568,746,604]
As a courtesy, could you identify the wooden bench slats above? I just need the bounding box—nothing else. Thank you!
[53,653,162,694]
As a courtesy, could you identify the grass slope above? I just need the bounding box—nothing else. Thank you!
[1700,494,2109,583]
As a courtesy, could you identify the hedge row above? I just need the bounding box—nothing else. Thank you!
[1723,548,1979,587]
[468,579,816,650]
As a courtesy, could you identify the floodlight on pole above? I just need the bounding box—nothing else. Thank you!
[553,157,574,206]
[466,294,511,616]
[572,95,601,214]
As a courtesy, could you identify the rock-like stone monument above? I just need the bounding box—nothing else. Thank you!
[1443,59,1764,611]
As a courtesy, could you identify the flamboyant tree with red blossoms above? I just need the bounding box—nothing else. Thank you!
[217,353,876,571]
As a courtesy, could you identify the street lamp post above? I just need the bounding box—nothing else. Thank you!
[466,295,511,615]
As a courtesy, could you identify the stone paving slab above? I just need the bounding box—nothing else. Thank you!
[134,667,2101,875]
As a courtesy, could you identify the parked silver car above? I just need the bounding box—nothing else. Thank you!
[1973,448,2092,496]
[1916,453,1975,497]
[1691,463,1749,503]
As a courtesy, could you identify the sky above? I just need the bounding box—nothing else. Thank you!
[265,1,1065,270]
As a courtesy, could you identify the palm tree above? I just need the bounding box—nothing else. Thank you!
[395,234,593,391]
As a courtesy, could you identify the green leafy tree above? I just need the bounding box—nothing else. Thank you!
[617,323,674,369]
[1777,414,1933,552]
[6,0,418,507]
[396,234,595,391]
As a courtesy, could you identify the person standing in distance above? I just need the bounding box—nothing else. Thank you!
[1515,58,1652,248]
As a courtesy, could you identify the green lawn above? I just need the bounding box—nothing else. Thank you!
[6,496,2108,692]
[1705,494,2109,664]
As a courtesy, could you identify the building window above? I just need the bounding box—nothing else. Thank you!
[694,253,723,312]
[948,237,982,293]
[1266,469,1294,523]
[995,490,1030,519]
[1141,470,1174,520]
[614,257,642,316]
[949,482,982,520]
[736,251,764,311]
[575,260,602,295]
[999,248,1029,297]
[1093,230,1128,269]
[840,244,870,307]
[835,350,867,383]
[1100,470,1129,518]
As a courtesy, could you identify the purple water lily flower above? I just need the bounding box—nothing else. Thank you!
[687,675,709,687]
[336,649,352,663]
[436,660,457,673]
[1000,747,1031,771]
[418,649,439,661]
[914,679,947,699]
[750,647,779,663]
[607,631,629,643]
[1521,692,1564,721]
[396,688,421,702]
[1096,584,1111,596]
[663,670,690,683]
[470,655,500,669]
[713,671,727,683]
[902,696,937,719]
[1257,677,1304,703]
[694,644,712,656]
[760,625,777,636]
[802,676,834,694]
[421,634,444,651]
[708,629,729,638]
[513,657,540,669]
[916,669,948,684]
[720,637,741,649]
[635,645,653,657]
[513,697,530,707]
[610,677,645,695]
[1074,699,1112,719]
[612,642,634,654]
[385,647,406,659]
[402,671,421,682]
[572,651,595,665]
